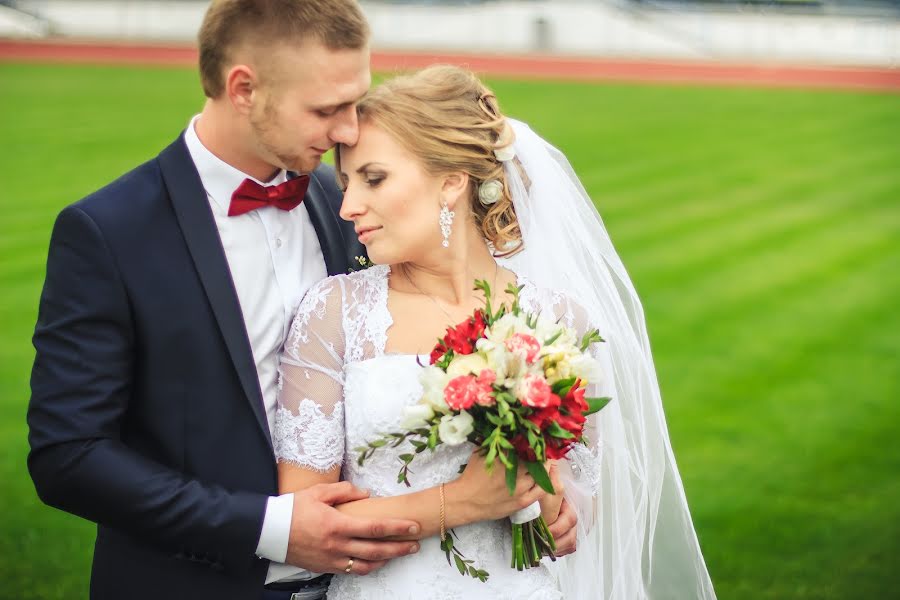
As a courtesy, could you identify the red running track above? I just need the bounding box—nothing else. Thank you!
[1,39,898,92]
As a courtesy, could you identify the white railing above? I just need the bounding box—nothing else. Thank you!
[9,0,900,67]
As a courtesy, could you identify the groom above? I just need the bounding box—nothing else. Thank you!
[26,1,421,599]
[28,1,579,598]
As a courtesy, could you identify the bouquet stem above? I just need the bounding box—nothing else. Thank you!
[510,515,557,571]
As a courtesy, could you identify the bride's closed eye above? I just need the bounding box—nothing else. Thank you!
[364,172,386,187]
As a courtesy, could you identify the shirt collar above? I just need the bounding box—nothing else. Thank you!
[183,114,288,213]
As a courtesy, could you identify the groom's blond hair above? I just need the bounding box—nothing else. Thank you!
[198,0,369,98]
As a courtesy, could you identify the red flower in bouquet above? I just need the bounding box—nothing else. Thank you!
[510,434,537,462]
[526,403,561,429]
[430,310,487,364]
[561,380,589,415]
[546,436,574,460]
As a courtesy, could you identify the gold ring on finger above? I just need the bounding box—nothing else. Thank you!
[344,557,354,574]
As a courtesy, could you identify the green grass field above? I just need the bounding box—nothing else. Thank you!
[2,62,898,599]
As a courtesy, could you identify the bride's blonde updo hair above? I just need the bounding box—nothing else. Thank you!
[352,64,522,255]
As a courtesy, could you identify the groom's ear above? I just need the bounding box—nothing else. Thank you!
[442,172,469,209]
[225,64,258,115]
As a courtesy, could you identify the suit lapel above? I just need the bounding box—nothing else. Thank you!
[301,171,357,276]
[157,135,273,452]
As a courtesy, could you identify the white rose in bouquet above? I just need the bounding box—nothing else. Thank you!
[438,411,474,446]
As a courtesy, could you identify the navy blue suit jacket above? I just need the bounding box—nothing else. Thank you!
[27,134,363,599]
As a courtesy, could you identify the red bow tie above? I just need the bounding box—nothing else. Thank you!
[228,175,310,217]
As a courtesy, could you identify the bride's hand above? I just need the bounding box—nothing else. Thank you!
[539,460,565,524]
[446,449,547,523]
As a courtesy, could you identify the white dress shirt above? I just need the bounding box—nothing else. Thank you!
[184,116,327,583]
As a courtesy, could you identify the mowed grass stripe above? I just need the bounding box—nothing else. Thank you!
[641,208,898,343]
[582,113,846,205]
[572,100,897,234]
[609,142,897,251]
[594,111,896,220]
[631,159,898,284]
[625,163,899,292]
[665,242,898,418]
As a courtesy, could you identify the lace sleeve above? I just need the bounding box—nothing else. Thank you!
[273,277,347,473]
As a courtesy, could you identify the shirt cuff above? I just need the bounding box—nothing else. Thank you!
[256,493,294,562]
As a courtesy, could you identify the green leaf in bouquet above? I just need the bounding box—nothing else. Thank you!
[475,278,498,321]
[585,396,612,415]
[579,328,605,352]
[504,282,524,315]
[505,452,519,495]
[551,377,577,396]
[486,412,502,426]
[492,304,507,324]
[398,453,415,463]
[546,421,576,439]
[454,554,467,576]
[435,347,455,370]
[428,426,439,449]
[525,460,556,494]
[522,418,539,435]
[543,329,564,346]
[485,443,497,465]
[496,391,515,405]
[441,534,454,565]
[497,399,510,417]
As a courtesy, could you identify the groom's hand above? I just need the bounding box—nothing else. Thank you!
[547,498,578,556]
[285,482,420,575]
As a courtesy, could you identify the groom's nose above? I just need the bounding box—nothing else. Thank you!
[329,106,360,147]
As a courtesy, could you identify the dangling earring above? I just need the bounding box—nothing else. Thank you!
[439,199,454,248]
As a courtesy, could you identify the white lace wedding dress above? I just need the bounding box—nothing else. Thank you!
[273,264,609,600]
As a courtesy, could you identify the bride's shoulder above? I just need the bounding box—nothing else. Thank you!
[298,264,390,310]
[517,275,596,333]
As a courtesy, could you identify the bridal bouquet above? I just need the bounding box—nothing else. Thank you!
[356,281,610,581]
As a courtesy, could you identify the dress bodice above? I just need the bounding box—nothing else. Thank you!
[342,354,471,499]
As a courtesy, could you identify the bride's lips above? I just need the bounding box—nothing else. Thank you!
[355,225,382,244]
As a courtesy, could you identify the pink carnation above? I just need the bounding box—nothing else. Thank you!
[445,375,494,410]
[475,370,497,406]
[477,369,497,387]
[504,333,541,364]
[517,374,557,409]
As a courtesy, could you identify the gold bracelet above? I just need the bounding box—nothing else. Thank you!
[439,483,446,542]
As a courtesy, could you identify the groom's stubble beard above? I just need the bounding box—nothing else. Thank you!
[249,92,309,175]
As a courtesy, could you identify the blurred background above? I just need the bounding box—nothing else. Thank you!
[1,1,898,599]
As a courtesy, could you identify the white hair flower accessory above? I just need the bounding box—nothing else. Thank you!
[493,144,516,162]
[478,179,504,205]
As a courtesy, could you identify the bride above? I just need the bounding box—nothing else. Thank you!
[273,65,716,599]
